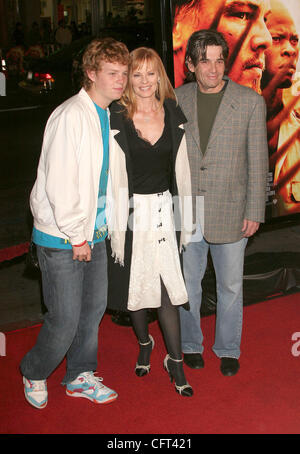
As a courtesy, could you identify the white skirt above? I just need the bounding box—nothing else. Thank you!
[127,190,188,311]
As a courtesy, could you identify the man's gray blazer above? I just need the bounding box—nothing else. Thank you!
[175,77,269,244]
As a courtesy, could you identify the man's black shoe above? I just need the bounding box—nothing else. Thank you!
[220,357,240,376]
[183,353,204,369]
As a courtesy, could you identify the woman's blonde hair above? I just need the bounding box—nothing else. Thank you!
[120,47,176,119]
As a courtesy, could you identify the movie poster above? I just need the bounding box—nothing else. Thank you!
[172,0,300,219]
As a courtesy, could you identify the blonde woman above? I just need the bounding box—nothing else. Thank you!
[107,48,193,397]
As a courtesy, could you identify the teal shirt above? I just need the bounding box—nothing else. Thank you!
[33,103,109,248]
[93,102,109,242]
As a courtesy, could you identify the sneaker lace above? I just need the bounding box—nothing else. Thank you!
[82,372,105,389]
[30,380,46,391]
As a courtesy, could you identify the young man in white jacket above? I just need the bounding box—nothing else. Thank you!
[20,38,129,409]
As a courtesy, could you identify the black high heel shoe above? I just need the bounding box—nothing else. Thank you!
[163,354,193,397]
[135,335,155,377]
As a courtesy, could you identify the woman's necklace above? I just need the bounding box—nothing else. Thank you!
[140,111,153,122]
[138,104,160,122]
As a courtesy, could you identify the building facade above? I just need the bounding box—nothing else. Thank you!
[0,0,153,50]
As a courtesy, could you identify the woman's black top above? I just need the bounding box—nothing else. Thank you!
[125,108,172,194]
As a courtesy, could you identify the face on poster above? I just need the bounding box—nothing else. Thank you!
[172,0,300,218]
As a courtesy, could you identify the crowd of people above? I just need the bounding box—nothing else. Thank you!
[17,0,298,410]
[5,8,144,78]
[11,18,91,50]
[10,5,142,52]
[5,18,91,77]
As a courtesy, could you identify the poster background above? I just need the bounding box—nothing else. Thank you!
[172,0,300,219]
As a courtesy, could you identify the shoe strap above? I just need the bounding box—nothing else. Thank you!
[138,334,154,346]
[135,363,150,371]
[167,354,183,363]
[175,382,191,392]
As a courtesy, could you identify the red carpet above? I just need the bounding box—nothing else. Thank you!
[1,294,300,435]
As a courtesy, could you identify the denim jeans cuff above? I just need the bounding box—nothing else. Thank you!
[213,350,240,359]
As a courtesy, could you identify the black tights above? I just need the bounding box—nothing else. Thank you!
[130,279,186,384]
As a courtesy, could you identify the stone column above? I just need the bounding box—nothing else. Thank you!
[19,0,41,36]
[0,0,9,49]
[91,0,105,35]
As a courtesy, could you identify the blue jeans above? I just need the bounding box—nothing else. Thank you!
[180,228,247,359]
[20,241,107,384]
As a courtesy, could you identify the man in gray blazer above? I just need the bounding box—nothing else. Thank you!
[176,29,269,376]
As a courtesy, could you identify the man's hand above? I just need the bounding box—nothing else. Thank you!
[72,242,91,262]
[242,219,260,238]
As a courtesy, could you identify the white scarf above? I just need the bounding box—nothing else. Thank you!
[106,125,193,265]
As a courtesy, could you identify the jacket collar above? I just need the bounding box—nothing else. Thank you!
[206,77,240,146]
[109,98,187,128]
[78,88,97,111]
[109,101,129,156]
[179,77,241,153]
[78,88,111,117]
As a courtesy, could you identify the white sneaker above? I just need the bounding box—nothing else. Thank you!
[23,377,48,409]
[66,371,118,404]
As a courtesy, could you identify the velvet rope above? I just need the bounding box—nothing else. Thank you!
[0,242,30,263]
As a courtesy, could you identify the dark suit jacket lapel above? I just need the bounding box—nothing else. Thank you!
[164,98,187,163]
[109,102,129,155]
[109,102,135,195]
